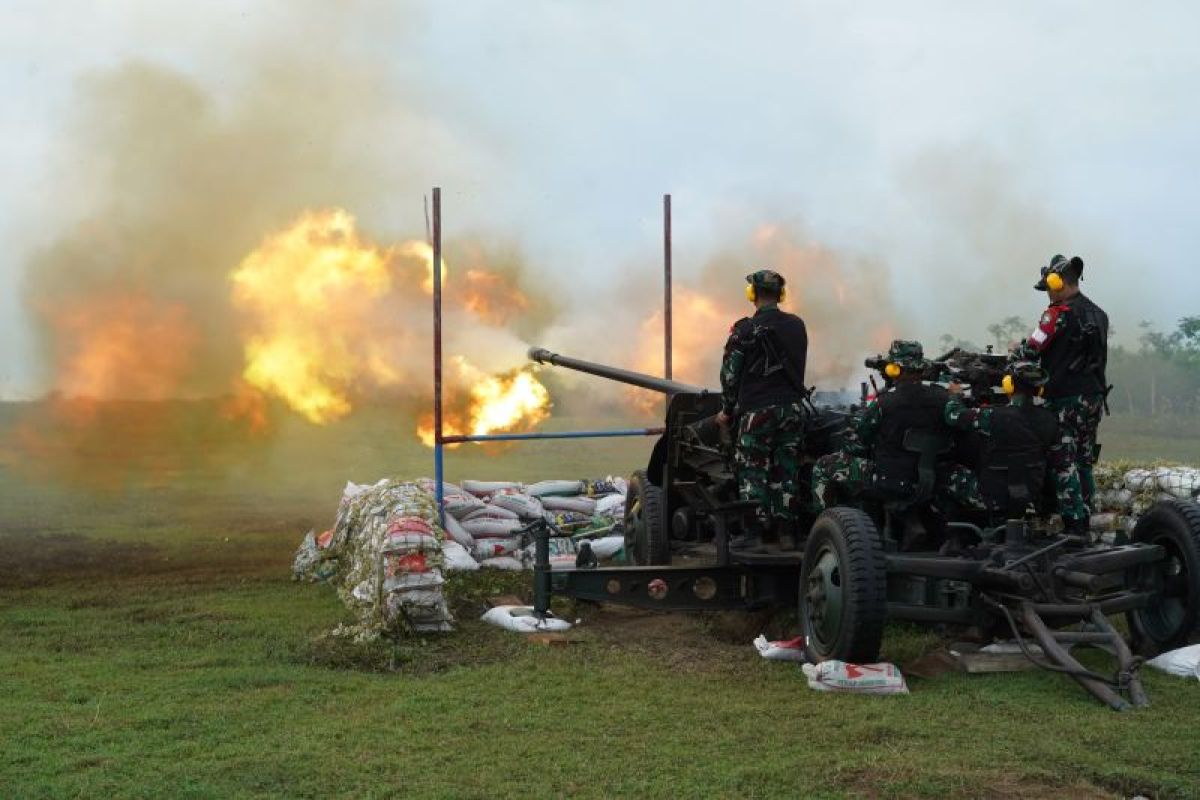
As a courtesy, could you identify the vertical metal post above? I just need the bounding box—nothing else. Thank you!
[432,187,445,527]
[663,193,673,380]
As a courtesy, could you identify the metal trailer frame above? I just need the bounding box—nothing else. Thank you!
[429,188,675,525]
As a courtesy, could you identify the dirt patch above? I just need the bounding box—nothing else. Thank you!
[0,532,162,588]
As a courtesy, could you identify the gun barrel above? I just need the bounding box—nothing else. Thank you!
[528,347,711,395]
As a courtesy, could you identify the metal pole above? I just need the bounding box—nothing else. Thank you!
[432,187,445,527]
[663,193,672,380]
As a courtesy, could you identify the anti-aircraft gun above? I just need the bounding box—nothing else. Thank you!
[862,346,1009,405]
[527,347,851,566]
[526,346,1200,710]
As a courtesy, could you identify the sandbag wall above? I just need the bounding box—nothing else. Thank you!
[1092,463,1200,533]
[420,476,629,571]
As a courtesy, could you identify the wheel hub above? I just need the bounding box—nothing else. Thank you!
[805,547,844,648]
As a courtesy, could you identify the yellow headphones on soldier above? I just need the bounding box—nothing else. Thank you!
[885,363,902,379]
[745,284,788,303]
[1044,271,1065,292]
[1002,373,1046,397]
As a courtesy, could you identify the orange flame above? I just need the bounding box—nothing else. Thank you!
[417,358,551,447]
[230,209,410,424]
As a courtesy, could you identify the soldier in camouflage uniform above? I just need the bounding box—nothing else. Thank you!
[716,270,809,550]
[1013,255,1108,534]
[811,340,983,514]
[944,360,1087,525]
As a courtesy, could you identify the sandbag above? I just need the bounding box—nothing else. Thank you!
[753,635,809,662]
[527,479,584,497]
[462,504,520,521]
[542,495,596,514]
[441,513,474,548]
[441,540,480,572]
[490,493,544,519]
[801,661,908,694]
[586,535,625,560]
[479,556,525,571]
[443,491,486,518]
[460,517,525,538]
[462,480,523,498]
[595,494,626,518]
[481,605,572,632]
[1145,644,1200,680]
[543,511,594,532]
[581,477,625,496]
[473,536,521,560]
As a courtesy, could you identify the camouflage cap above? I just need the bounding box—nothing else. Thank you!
[1006,359,1049,389]
[887,339,928,369]
[745,269,786,292]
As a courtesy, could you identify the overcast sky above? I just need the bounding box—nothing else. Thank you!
[2,1,1198,396]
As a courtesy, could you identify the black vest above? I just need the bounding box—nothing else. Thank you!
[874,382,950,484]
[1042,293,1109,399]
[733,307,809,413]
[978,403,1058,512]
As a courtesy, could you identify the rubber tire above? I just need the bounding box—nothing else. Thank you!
[1126,498,1200,655]
[799,507,888,663]
[625,470,670,566]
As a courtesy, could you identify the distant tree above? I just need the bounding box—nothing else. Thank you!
[986,316,1027,351]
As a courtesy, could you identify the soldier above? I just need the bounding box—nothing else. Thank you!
[716,269,809,550]
[812,340,981,514]
[1014,254,1109,533]
[945,360,1087,528]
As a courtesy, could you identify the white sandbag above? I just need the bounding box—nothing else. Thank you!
[462,480,523,498]
[1155,467,1200,500]
[490,493,544,519]
[383,570,445,593]
[479,556,526,571]
[587,535,625,560]
[1097,488,1134,510]
[594,494,626,518]
[481,605,572,632]
[416,477,462,496]
[801,661,909,694]
[473,536,521,560]
[461,517,524,538]
[527,479,584,497]
[1124,469,1156,491]
[542,495,597,514]
[1145,644,1200,680]
[441,540,480,572]
[443,491,486,517]
[462,504,520,521]
[753,635,809,662]
[441,512,474,548]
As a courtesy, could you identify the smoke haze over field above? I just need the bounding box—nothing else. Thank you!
[2,1,1198,411]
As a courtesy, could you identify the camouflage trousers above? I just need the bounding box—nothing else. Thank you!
[811,452,985,513]
[1046,394,1102,522]
[734,402,805,529]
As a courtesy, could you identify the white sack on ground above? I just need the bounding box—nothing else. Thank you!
[481,605,573,633]
[753,635,809,662]
[586,535,625,560]
[479,556,525,571]
[461,517,525,538]
[802,661,909,694]
[463,504,520,521]
[1145,644,1200,680]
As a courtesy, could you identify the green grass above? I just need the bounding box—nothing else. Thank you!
[2,401,1200,799]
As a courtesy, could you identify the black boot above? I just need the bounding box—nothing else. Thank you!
[1062,515,1092,545]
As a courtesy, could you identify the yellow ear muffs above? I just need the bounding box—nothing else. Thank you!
[1002,374,1016,395]
[745,284,756,302]
[779,287,787,303]
[885,363,902,379]
[1045,272,1065,291]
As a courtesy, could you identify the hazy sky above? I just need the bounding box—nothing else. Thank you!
[2,1,1198,396]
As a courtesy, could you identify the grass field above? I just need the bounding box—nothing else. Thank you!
[2,402,1199,799]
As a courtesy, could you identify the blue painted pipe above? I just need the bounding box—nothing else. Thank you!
[441,427,664,444]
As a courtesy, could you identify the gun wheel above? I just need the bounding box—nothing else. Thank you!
[1126,499,1200,655]
[624,470,670,566]
[799,507,887,663]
